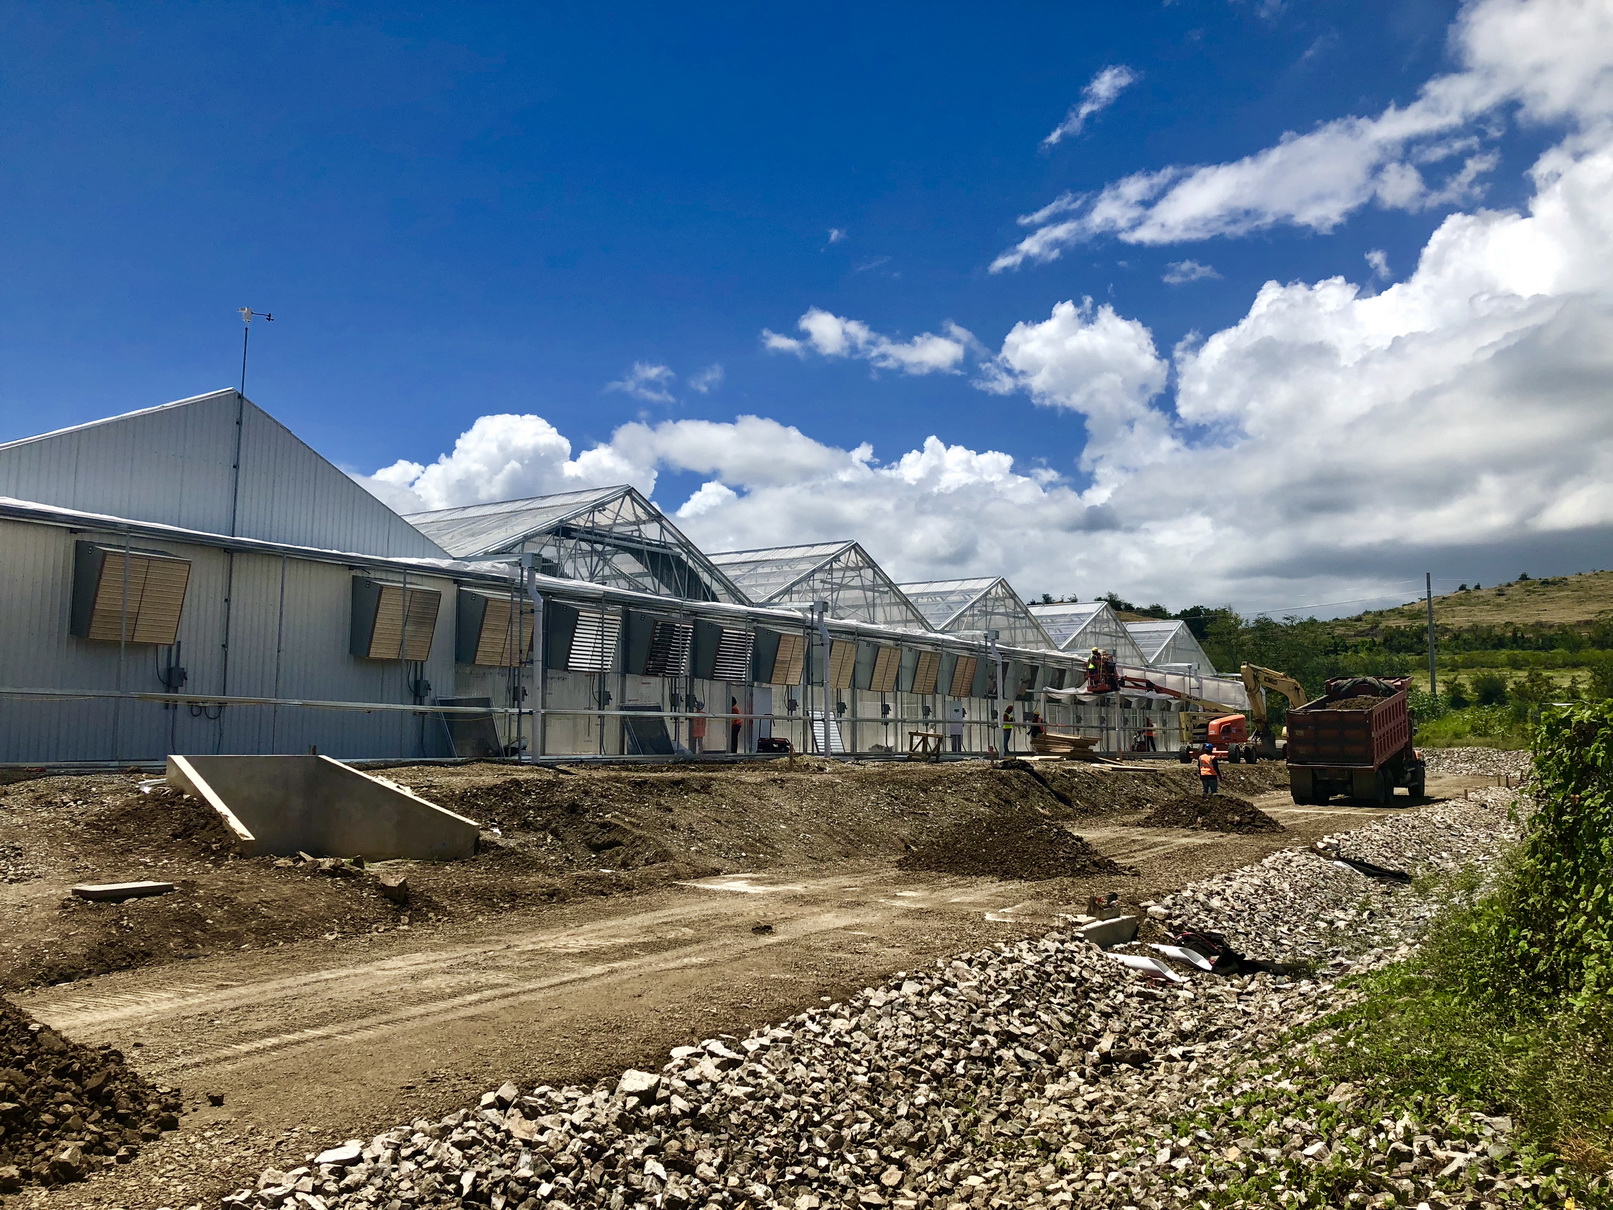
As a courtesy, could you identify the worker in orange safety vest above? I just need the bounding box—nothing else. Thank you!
[1197,745,1222,796]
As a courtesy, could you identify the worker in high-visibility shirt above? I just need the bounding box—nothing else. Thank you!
[1197,745,1222,796]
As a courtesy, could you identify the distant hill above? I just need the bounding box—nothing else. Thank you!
[1334,570,1613,636]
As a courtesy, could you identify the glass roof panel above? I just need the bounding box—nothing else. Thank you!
[407,485,747,604]
[901,578,1052,648]
[1125,620,1215,670]
[710,541,929,629]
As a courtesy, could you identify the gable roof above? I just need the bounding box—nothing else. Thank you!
[1028,601,1151,665]
[710,541,929,629]
[0,389,447,559]
[1125,619,1215,671]
[408,484,748,604]
[899,577,1052,649]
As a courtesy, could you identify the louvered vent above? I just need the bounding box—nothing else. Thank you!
[644,620,693,677]
[769,633,805,685]
[828,640,857,690]
[948,654,977,697]
[353,580,442,661]
[911,650,940,695]
[463,593,534,666]
[868,646,900,693]
[568,607,621,672]
[72,543,191,646]
[712,629,754,681]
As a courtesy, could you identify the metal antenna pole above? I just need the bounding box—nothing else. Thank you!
[1425,572,1437,697]
[237,307,274,396]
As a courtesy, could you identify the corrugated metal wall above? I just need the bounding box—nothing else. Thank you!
[0,392,445,560]
[0,519,460,762]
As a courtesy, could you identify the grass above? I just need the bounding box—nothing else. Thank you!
[1414,706,1532,748]
[1345,570,1613,631]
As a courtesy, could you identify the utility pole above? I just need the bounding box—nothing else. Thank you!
[1425,572,1437,697]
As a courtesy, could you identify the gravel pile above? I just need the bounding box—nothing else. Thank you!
[1422,746,1533,778]
[0,996,183,1193]
[897,812,1132,880]
[0,841,38,884]
[1136,794,1284,834]
[221,789,1552,1210]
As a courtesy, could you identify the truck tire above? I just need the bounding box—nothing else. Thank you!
[1374,766,1393,807]
[1409,772,1426,800]
[1242,745,1257,764]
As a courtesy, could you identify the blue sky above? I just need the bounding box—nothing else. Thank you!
[2,1,1609,612]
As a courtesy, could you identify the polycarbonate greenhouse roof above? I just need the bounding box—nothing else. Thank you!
[1028,601,1150,665]
[407,485,748,604]
[710,541,929,629]
[1125,619,1215,671]
[899,577,1052,649]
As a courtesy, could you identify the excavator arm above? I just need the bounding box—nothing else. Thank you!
[1240,663,1308,731]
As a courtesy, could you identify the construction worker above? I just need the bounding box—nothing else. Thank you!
[948,703,965,754]
[1086,647,1104,689]
[1000,704,1014,755]
[1140,715,1157,752]
[730,697,743,753]
[1198,744,1221,796]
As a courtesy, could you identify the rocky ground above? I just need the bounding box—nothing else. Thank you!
[0,761,1289,992]
[0,997,182,1196]
[201,758,1580,1210]
[1421,748,1532,778]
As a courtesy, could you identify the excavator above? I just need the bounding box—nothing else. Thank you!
[1176,663,1308,763]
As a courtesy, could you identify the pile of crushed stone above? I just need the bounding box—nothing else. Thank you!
[0,996,183,1191]
[899,811,1133,880]
[1136,794,1285,834]
[0,841,37,884]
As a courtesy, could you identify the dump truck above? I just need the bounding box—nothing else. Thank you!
[1285,676,1426,805]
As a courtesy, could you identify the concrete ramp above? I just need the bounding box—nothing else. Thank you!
[167,755,480,861]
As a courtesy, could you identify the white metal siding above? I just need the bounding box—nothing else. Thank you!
[0,520,461,762]
[0,392,447,559]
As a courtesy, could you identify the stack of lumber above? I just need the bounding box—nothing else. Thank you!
[1029,732,1102,760]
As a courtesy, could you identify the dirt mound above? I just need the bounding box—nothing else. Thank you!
[1138,795,1285,834]
[1322,696,1384,711]
[0,995,182,1191]
[899,812,1134,880]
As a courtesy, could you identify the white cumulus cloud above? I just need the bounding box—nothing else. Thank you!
[762,308,975,375]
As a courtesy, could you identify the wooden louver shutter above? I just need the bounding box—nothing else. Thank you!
[828,640,857,690]
[78,546,191,646]
[473,596,534,667]
[360,582,442,660]
[868,646,900,693]
[948,655,977,697]
[769,633,805,685]
[911,650,940,695]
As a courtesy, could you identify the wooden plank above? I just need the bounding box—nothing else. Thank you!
[72,880,177,901]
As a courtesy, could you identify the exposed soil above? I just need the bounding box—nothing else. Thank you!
[1321,696,1385,711]
[0,995,182,1194]
[898,813,1133,880]
[11,766,1498,1210]
[1136,794,1285,834]
[0,759,1291,993]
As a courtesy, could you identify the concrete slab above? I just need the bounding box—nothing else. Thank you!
[71,881,176,901]
[167,755,479,861]
[1080,914,1139,949]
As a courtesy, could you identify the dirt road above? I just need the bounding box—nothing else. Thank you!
[13,780,1491,1210]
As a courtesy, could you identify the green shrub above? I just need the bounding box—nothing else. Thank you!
[1473,670,1509,705]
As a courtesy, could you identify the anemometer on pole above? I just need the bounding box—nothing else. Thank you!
[237,307,274,395]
